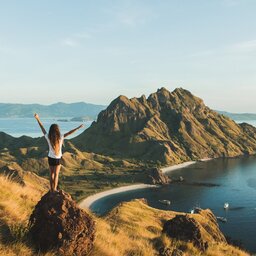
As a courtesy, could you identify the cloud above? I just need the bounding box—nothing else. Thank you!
[0,45,16,55]
[117,10,146,26]
[103,2,155,28]
[231,40,256,52]
[61,38,79,47]
[188,39,256,60]
[221,0,243,6]
[74,32,92,39]
[60,31,93,47]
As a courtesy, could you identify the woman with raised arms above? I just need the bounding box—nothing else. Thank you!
[34,113,84,192]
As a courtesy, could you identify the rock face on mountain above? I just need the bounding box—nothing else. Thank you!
[143,167,170,185]
[72,87,256,164]
[163,209,226,251]
[29,190,95,255]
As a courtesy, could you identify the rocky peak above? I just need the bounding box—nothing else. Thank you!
[72,87,256,164]
[163,209,226,252]
[143,167,170,185]
[29,190,95,255]
[109,95,130,108]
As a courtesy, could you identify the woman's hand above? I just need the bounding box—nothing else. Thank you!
[34,113,39,120]
[34,113,46,135]
[78,124,84,129]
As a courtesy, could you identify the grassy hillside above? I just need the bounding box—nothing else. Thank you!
[91,199,249,256]
[0,136,148,202]
[0,176,248,256]
[72,87,256,164]
[0,175,53,256]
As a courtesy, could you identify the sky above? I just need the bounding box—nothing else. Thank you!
[0,0,256,112]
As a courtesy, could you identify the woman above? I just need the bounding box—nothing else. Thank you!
[34,113,84,192]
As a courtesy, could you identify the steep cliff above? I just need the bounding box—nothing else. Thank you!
[72,87,256,164]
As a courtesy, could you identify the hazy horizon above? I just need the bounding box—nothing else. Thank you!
[1,1,256,112]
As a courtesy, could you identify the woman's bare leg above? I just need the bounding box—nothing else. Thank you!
[53,164,61,191]
[49,166,55,192]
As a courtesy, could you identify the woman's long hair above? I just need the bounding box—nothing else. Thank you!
[48,124,61,155]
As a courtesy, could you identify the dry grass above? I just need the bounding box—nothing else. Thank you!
[0,174,53,256]
[0,175,250,256]
[89,199,250,256]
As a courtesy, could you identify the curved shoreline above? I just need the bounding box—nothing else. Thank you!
[79,160,207,210]
[161,161,196,174]
[79,184,157,209]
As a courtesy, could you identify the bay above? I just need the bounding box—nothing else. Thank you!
[90,156,256,253]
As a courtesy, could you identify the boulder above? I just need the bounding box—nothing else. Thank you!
[163,209,226,251]
[145,167,170,185]
[29,190,95,255]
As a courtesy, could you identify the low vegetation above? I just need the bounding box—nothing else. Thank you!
[0,175,249,256]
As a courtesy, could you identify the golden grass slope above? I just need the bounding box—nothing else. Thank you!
[91,199,249,256]
[0,174,54,256]
[0,175,250,256]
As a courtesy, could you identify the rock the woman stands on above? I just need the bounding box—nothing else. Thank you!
[34,113,84,192]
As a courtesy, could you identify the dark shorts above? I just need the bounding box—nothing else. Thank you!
[48,157,62,166]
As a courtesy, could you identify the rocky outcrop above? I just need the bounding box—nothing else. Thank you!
[29,190,95,255]
[162,209,226,251]
[72,87,256,164]
[144,167,170,185]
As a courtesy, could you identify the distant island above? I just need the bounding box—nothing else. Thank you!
[0,102,106,119]
[217,110,256,121]
[1,101,255,123]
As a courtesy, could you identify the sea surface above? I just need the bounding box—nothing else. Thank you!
[0,118,92,138]
[90,156,256,253]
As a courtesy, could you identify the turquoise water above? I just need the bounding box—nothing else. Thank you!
[90,157,256,253]
[0,118,92,138]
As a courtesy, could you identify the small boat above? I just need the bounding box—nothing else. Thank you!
[159,200,171,205]
[217,216,227,223]
[190,207,202,214]
[224,202,229,209]
[179,176,184,182]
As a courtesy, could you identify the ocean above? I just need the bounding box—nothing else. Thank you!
[88,119,256,253]
[90,156,256,253]
[0,117,92,138]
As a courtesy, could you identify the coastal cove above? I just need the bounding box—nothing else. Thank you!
[80,156,256,253]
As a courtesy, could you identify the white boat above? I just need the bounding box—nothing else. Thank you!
[224,202,229,209]
[159,200,171,205]
[190,207,202,214]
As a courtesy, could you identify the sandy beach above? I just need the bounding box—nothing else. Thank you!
[161,161,196,174]
[79,184,157,209]
[80,160,205,210]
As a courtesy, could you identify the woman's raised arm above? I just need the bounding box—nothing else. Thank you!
[64,124,84,138]
[34,113,47,135]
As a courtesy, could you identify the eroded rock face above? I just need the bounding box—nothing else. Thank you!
[163,209,226,251]
[72,87,256,164]
[29,190,95,255]
[145,167,170,185]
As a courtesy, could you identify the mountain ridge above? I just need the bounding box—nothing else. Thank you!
[72,87,256,164]
[0,102,106,118]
